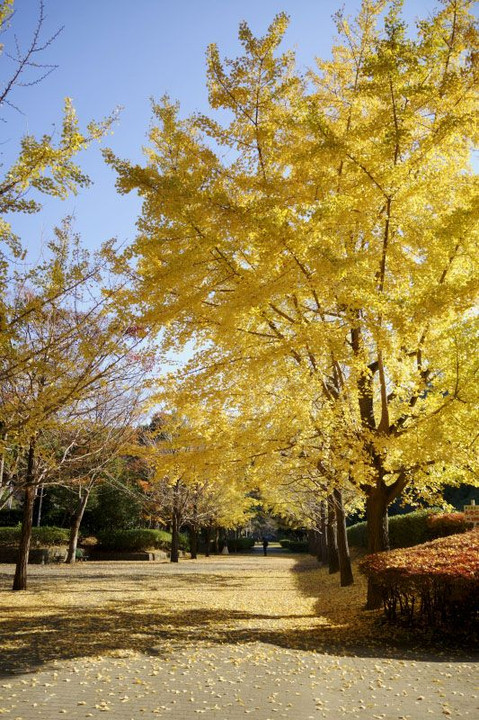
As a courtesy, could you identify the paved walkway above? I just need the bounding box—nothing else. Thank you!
[0,553,477,719]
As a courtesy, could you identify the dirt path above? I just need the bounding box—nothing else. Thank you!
[0,553,477,719]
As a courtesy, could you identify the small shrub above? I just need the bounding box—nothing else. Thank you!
[359,531,479,629]
[0,526,69,547]
[279,539,291,549]
[97,528,172,552]
[227,537,255,552]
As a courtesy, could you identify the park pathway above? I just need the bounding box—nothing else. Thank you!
[0,552,477,719]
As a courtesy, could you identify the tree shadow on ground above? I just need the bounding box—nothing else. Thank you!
[291,555,479,662]
[0,558,477,677]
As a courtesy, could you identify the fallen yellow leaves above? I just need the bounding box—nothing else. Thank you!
[0,555,364,668]
[0,552,474,682]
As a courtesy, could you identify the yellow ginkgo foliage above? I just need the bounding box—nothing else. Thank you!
[107,1,479,608]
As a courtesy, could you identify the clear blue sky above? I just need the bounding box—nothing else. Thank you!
[3,0,442,257]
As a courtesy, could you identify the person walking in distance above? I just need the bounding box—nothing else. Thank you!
[262,537,269,556]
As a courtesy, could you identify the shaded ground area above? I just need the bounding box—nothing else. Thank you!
[0,553,477,718]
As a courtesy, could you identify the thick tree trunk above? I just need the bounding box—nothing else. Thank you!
[13,439,36,591]
[365,483,390,609]
[66,490,90,564]
[205,525,212,557]
[320,501,328,565]
[189,525,198,559]
[327,494,340,574]
[333,488,354,587]
[170,510,180,563]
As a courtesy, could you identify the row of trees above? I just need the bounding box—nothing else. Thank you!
[0,1,152,589]
[1,1,477,611]
[105,0,479,607]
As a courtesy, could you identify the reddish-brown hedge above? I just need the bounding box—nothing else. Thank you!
[359,530,479,628]
[426,512,469,539]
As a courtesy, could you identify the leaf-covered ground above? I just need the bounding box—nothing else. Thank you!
[0,550,477,718]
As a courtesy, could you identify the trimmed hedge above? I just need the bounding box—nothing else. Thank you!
[278,539,308,552]
[97,529,172,552]
[347,510,469,550]
[359,531,479,628]
[0,526,69,547]
[226,537,255,553]
[288,541,309,552]
[426,512,468,538]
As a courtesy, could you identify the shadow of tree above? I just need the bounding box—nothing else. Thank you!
[290,555,479,660]
[0,557,476,677]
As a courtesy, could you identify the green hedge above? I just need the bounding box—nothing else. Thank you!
[278,538,308,552]
[97,528,172,552]
[226,537,255,552]
[178,532,190,552]
[346,521,368,549]
[288,541,309,552]
[0,526,69,547]
[347,509,469,550]
[348,510,431,549]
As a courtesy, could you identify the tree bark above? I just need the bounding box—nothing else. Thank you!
[13,438,36,591]
[327,494,340,574]
[170,510,180,563]
[307,529,318,556]
[333,488,354,586]
[189,525,198,559]
[205,525,212,557]
[66,489,90,563]
[320,501,328,565]
[35,484,44,527]
[365,482,390,609]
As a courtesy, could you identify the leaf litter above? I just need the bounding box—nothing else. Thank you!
[0,554,477,718]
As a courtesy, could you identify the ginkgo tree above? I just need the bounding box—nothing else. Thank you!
[0,222,152,590]
[134,411,256,562]
[108,0,479,607]
[0,0,115,251]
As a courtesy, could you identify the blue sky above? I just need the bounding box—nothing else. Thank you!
[3,0,442,259]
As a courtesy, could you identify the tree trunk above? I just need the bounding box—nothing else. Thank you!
[189,525,198,559]
[13,439,36,591]
[327,494,339,574]
[205,525,212,557]
[213,527,219,554]
[0,432,7,500]
[365,483,390,609]
[170,510,180,563]
[308,529,322,562]
[66,490,90,564]
[320,501,328,565]
[333,488,354,587]
[35,484,44,527]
